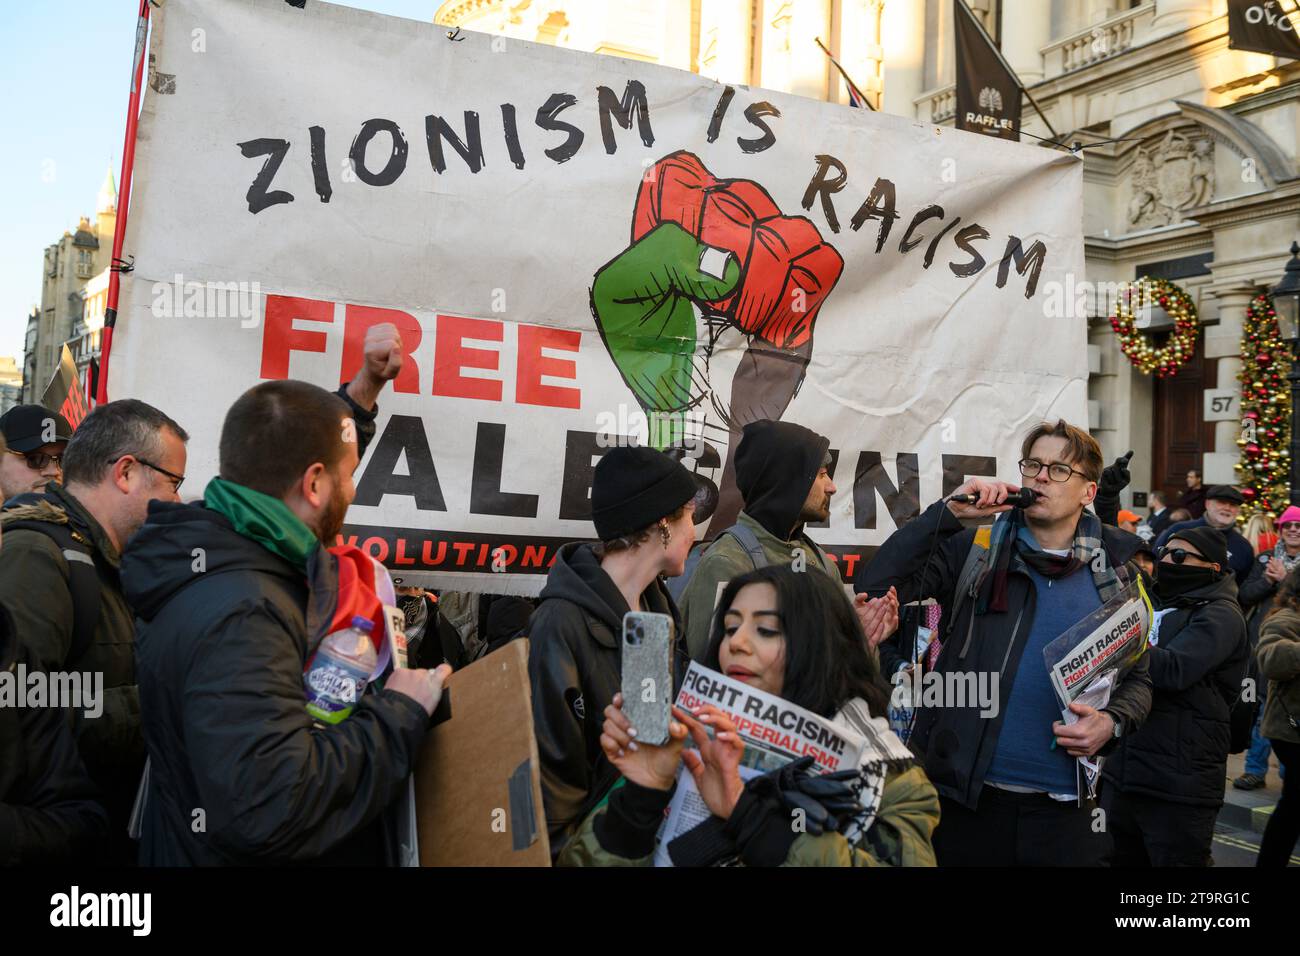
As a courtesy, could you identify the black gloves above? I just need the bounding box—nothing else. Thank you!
[742,756,862,836]
[667,756,862,867]
[1094,450,1134,527]
[1099,450,1133,499]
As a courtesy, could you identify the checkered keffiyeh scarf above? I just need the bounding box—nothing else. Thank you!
[976,507,1123,614]
[835,698,915,844]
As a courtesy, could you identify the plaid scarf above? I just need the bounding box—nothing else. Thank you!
[976,508,1123,614]
[1273,541,1300,573]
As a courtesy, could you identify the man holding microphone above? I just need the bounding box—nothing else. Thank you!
[857,420,1152,866]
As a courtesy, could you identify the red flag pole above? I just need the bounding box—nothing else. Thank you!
[96,0,152,406]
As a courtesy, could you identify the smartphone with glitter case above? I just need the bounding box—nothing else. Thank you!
[620,611,674,745]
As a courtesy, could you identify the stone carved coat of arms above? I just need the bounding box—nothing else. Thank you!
[1127,130,1214,229]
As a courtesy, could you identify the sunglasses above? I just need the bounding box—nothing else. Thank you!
[1282,523,1300,532]
[1158,546,1207,565]
[6,449,62,471]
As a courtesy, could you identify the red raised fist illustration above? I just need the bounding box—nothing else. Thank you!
[632,150,843,349]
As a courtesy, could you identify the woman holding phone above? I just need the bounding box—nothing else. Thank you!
[558,564,937,867]
[528,445,703,861]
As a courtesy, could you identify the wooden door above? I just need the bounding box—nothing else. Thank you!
[1151,334,1218,504]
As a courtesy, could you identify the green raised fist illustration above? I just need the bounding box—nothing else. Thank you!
[591,222,741,448]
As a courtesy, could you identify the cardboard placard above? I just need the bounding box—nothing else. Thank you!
[413,639,550,866]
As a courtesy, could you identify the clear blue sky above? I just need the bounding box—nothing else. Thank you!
[0,0,442,366]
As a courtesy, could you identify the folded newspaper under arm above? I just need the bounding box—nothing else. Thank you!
[1043,578,1152,710]
[1042,577,1153,798]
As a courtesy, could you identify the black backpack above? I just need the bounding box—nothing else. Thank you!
[1,494,102,667]
[1228,653,1261,755]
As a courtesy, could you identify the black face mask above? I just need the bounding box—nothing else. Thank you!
[1155,562,1219,599]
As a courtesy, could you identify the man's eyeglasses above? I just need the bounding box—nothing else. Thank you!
[1158,546,1207,565]
[1281,522,1300,532]
[110,455,185,493]
[1018,458,1089,483]
[6,449,62,471]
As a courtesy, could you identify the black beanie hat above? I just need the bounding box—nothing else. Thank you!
[591,445,698,541]
[1166,525,1229,570]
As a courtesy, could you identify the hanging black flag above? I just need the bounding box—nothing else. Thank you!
[1227,1,1300,59]
[953,0,1021,141]
[41,344,89,430]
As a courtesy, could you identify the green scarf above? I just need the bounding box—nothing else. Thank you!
[204,476,320,572]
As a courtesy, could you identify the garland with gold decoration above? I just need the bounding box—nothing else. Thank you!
[1236,293,1292,519]
[1108,277,1199,377]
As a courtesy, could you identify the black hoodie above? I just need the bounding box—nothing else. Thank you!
[733,419,830,541]
[527,542,685,861]
[120,500,428,865]
[1101,570,1247,806]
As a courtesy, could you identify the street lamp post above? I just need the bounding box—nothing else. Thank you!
[1273,242,1300,505]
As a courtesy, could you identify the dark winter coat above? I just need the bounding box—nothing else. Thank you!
[856,501,1153,809]
[0,605,109,864]
[121,499,429,865]
[526,542,686,860]
[0,483,141,843]
[1101,572,1247,806]
[1257,608,1300,744]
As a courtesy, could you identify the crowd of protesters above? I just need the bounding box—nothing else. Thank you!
[1,326,1297,868]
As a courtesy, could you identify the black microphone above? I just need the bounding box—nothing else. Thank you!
[948,487,1040,508]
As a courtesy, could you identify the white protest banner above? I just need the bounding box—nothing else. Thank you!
[113,0,1086,593]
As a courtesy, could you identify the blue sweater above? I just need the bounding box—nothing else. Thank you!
[984,541,1101,795]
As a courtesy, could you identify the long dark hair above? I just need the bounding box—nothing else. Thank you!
[702,564,890,719]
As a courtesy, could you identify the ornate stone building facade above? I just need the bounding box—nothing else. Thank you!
[25,168,117,403]
[434,0,1300,508]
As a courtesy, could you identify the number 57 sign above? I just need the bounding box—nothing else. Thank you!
[1203,388,1237,421]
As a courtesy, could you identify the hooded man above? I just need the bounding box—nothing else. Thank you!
[677,419,839,660]
[1100,525,1247,866]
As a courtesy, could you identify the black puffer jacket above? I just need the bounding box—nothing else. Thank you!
[527,542,686,860]
[120,502,428,866]
[857,501,1153,809]
[1101,571,1246,806]
[0,605,109,864]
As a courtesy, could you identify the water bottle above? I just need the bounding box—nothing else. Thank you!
[304,615,377,724]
